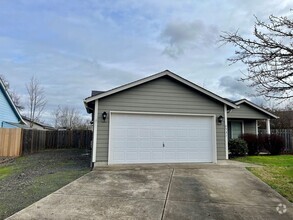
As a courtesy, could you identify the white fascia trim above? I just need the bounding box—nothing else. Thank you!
[85,70,238,109]
[0,79,25,124]
[92,100,98,163]
[235,99,278,119]
[110,110,216,117]
[224,105,228,160]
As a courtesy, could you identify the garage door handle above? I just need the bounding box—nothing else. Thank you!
[163,142,165,148]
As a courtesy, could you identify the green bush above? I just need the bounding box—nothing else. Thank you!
[228,138,248,157]
[241,133,259,155]
[259,134,285,155]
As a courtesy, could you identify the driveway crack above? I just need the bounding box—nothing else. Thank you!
[161,168,174,220]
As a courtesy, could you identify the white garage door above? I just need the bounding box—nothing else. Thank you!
[109,113,215,164]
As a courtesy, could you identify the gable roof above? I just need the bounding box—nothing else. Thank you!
[0,78,25,124]
[234,99,278,119]
[22,115,55,130]
[2,121,29,129]
[84,70,238,109]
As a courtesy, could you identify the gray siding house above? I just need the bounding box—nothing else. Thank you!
[84,70,277,166]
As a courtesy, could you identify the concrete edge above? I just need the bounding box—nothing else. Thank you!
[5,171,93,220]
[242,168,293,206]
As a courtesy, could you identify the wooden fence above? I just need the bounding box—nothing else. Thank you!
[259,129,293,153]
[0,128,23,156]
[0,128,92,156]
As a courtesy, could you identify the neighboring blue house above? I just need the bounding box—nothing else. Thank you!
[0,78,26,128]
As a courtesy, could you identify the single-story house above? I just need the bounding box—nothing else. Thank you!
[84,70,278,166]
[0,78,26,128]
[22,115,55,130]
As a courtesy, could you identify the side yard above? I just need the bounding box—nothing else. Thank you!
[0,149,90,219]
[234,155,293,202]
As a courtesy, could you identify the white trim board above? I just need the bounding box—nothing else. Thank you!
[109,110,217,117]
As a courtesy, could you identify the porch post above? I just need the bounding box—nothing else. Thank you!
[255,120,258,135]
[266,119,271,135]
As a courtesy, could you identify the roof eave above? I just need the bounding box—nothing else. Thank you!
[235,99,278,119]
[84,100,94,114]
[84,70,238,109]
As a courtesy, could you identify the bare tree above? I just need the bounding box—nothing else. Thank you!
[0,74,24,110]
[220,13,293,100]
[258,103,293,129]
[26,76,47,127]
[53,105,90,129]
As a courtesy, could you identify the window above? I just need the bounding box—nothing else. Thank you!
[228,121,243,139]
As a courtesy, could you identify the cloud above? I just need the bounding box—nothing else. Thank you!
[1,0,292,125]
[160,20,218,58]
[218,75,264,105]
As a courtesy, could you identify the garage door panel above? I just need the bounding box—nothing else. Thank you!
[112,128,127,138]
[151,150,164,161]
[109,113,214,164]
[139,151,151,161]
[178,152,189,160]
[139,129,151,137]
[125,151,140,161]
[112,151,125,162]
[151,129,164,137]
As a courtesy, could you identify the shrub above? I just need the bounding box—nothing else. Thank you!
[259,134,285,155]
[241,133,259,155]
[229,138,248,157]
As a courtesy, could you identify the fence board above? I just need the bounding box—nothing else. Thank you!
[22,129,92,154]
[0,128,23,156]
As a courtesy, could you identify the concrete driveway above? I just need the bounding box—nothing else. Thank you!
[7,163,293,220]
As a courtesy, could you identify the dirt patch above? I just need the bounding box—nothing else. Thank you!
[0,157,15,165]
[0,149,91,219]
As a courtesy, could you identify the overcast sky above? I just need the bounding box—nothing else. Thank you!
[0,0,292,124]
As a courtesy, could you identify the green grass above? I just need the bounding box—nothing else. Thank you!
[0,166,14,180]
[234,155,293,202]
[0,149,90,219]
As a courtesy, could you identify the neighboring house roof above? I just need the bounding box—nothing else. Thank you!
[84,70,239,112]
[22,115,55,130]
[234,99,278,119]
[2,121,30,129]
[0,78,26,124]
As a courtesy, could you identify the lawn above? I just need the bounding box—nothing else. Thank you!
[234,155,293,202]
[0,149,90,219]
